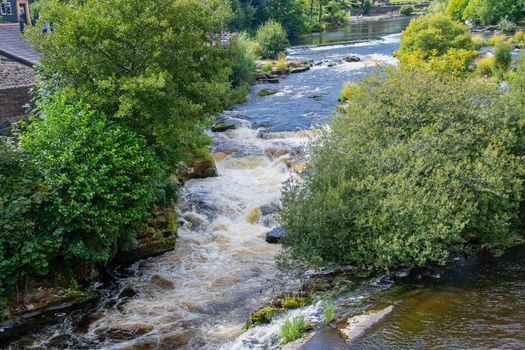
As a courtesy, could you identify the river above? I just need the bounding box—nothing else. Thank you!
[6,17,525,350]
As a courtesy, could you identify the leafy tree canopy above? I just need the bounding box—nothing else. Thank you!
[279,68,524,274]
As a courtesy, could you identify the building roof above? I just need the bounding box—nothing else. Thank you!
[0,57,36,89]
[0,25,41,66]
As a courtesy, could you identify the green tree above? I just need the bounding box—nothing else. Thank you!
[20,92,163,267]
[265,0,308,38]
[396,13,474,61]
[26,0,231,171]
[0,138,53,298]
[256,20,290,59]
[464,0,525,25]
[446,0,470,21]
[279,68,523,274]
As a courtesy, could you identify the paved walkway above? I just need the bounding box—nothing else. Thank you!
[0,25,41,66]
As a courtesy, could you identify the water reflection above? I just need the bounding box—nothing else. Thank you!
[294,16,412,46]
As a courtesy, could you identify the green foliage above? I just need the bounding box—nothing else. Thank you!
[476,56,495,77]
[20,92,163,265]
[464,0,525,26]
[399,5,415,16]
[276,52,288,74]
[262,62,273,72]
[279,68,523,274]
[396,13,474,62]
[265,0,309,39]
[339,82,359,103]
[245,307,281,328]
[256,20,290,59]
[225,87,249,107]
[363,0,372,15]
[508,54,525,156]
[280,317,306,343]
[27,0,230,171]
[506,30,525,48]
[471,34,488,49]
[0,138,51,296]
[493,42,513,73]
[446,0,470,21]
[447,0,525,25]
[227,32,257,88]
[279,295,311,309]
[428,0,449,14]
[323,303,335,323]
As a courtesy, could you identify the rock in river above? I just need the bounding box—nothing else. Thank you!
[265,228,285,244]
[258,88,279,97]
[344,55,361,63]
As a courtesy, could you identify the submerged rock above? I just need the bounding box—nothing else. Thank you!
[297,328,348,350]
[339,305,393,341]
[265,228,285,244]
[258,88,279,97]
[308,94,324,100]
[149,274,175,290]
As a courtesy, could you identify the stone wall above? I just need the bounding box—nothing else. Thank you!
[0,57,35,136]
[0,85,32,136]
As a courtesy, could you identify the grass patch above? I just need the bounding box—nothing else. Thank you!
[280,317,306,343]
[323,303,335,323]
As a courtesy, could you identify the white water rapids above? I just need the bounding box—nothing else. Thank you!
[7,31,407,350]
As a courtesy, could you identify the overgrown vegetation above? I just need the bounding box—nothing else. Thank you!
[279,6,525,275]
[280,65,525,274]
[0,0,260,305]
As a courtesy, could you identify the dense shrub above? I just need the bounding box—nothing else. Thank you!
[256,20,290,59]
[396,13,474,62]
[493,42,513,73]
[20,93,163,266]
[0,138,52,298]
[400,5,415,16]
[227,32,257,88]
[279,68,523,274]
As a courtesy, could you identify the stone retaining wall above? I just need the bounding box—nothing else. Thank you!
[0,58,35,136]
[0,86,32,136]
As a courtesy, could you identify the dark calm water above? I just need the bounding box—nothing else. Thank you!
[352,246,525,350]
[293,16,413,46]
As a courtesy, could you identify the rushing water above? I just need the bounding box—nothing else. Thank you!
[6,18,525,350]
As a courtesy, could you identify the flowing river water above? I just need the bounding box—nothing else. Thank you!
[6,17,525,350]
